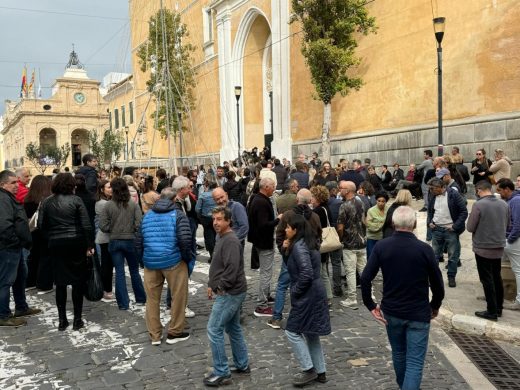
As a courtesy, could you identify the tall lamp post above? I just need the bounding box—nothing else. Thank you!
[234,86,242,166]
[433,17,446,157]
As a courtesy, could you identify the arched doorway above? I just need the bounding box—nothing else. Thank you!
[39,128,57,156]
[233,8,272,154]
[71,129,89,167]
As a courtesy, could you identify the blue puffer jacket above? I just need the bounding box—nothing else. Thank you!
[137,199,194,275]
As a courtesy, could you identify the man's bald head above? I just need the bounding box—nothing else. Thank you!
[212,187,229,206]
[296,188,312,205]
[339,180,356,199]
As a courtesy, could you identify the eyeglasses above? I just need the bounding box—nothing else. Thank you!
[476,153,482,155]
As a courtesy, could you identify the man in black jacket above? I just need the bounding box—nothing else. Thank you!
[361,205,444,390]
[0,170,40,327]
[76,153,99,195]
[272,159,288,192]
[427,178,468,288]
[247,178,282,317]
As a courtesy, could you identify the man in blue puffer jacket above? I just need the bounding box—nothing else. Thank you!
[136,187,194,346]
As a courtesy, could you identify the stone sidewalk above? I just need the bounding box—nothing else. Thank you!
[0,240,470,389]
[413,199,520,342]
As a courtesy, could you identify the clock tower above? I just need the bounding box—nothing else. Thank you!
[1,48,109,173]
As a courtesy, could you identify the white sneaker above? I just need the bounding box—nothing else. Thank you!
[185,306,195,318]
[37,289,53,295]
[339,299,358,310]
[151,340,161,346]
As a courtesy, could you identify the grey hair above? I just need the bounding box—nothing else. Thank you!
[172,176,191,192]
[296,188,312,205]
[392,206,416,231]
[259,177,275,189]
[160,187,176,200]
[15,167,27,177]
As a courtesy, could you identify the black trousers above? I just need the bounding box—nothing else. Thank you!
[55,284,84,320]
[475,254,503,315]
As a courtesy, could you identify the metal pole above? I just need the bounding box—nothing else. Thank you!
[437,46,443,157]
[269,91,273,137]
[236,101,241,166]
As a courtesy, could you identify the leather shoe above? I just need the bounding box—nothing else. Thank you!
[58,320,69,331]
[475,310,497,321]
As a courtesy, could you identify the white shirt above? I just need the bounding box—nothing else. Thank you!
[433,192,453,226]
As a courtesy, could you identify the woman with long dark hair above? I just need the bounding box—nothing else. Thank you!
[283,213,331,387]
[38,173,93,330]
[24,175,53,293]
[95,180,114,301]
[99,178,145,310]
[140,175,160,214]
[471,148,493,185]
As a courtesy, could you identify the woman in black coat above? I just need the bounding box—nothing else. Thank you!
[39,173,94,331]
[283,213,331,387]
[23,175,53,292]
[222,170,242,202]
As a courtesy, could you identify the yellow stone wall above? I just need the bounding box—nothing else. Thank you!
[290,0,520,141]
[128,0,520,159]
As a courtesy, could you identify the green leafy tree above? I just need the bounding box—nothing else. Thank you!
[88,129,124,165]
[136,8,196,139]
[291,0,377,161]
[25,142,70,174]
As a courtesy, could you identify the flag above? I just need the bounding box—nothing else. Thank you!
[20,66,27,98]
[28,69,35,94]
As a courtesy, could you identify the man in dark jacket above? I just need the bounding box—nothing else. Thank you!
[361,205,444,390]
[247,177,282,316]
[76,153,99,195]
[272,159,288,192]
[137,187,193,346]
[205,206,249,386]
[326,181,345,296]
[290,161,310,189]
[427,178,468,288]
[0,170,40,327]
[339,162,364,190]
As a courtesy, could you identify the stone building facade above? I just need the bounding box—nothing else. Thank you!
[1,52,109,173]
[127,0,519,175]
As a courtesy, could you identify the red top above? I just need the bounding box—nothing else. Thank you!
[15,180,29,204]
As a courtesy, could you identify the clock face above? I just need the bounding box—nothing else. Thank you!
[74,92,86,104]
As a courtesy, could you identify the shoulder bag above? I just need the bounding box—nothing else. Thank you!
[319,208,343,254]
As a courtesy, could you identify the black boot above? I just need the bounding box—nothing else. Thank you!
[57,305,69,331]
[72,318,84,330]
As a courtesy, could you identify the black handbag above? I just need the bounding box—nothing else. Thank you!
[84,255,104,302]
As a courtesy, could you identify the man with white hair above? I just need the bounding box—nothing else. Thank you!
[247,177,282,317]
[361,206,444,390]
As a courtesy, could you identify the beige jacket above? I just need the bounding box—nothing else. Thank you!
[489,157,512,182]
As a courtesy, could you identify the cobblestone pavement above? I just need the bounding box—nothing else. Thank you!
[1,240,471,390]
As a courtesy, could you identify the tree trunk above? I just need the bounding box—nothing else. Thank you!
[321,102,332,162]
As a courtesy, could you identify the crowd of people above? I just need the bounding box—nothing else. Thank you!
[0,145,519,388]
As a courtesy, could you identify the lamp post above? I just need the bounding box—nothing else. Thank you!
[433,17,446,157]
[124,126,129,161]
[234,86,242,166]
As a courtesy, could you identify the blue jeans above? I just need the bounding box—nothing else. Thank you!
[108,240,146,309]
[386,314,430,390]
[366,239,379,260]
[431,227,460,278]
[207,292,249,376]
[273,261,290,320]
[0,248,28,319]
[285,330,326,374]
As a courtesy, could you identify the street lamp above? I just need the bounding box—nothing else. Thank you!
[433,17,446,157]
[234,86,242,166]
[124,126,129,161]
